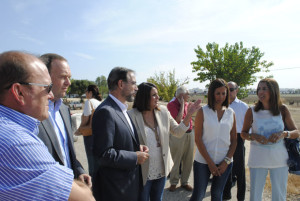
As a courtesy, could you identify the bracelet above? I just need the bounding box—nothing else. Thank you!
[285,131,291,138]
[224,157,232,165]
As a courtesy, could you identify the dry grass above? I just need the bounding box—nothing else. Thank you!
[264,173,300,194]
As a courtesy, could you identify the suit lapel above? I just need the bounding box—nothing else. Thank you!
[59,105,75,168]
[133,110,147,145]
[41,119,65,164]
[108,96,139,145]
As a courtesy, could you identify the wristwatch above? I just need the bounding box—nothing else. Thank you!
[285,131,291,138]
[224,157,232,165]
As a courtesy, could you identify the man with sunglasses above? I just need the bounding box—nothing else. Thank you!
[37,53,92,187]
[0,51,94,200]
[223,81,249,201]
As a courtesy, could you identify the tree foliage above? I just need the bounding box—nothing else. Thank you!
[69,79,95,98]
[147,69,189,102]
[191,42,274,98]
[95,75,108,97]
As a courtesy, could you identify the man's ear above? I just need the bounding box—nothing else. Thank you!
[118,79,124,90]
[10,83,26,105]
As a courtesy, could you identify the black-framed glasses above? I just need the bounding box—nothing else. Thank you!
[229,88,237,92]
[19,82,53,93]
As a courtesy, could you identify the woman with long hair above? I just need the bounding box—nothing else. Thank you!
[75,84,102,176]
[128,82,201,201]
[190,78,237,201]
[241,78,299,201]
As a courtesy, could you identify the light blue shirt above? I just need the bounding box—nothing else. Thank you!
[0,104,73,200]
[48,99,71,168]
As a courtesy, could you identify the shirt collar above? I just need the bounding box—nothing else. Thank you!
[0,104,40,135]
[49,99,62,112]
[109,94,128,112]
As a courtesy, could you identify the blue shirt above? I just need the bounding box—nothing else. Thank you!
[48,99,71,168]
[0,104,73,201]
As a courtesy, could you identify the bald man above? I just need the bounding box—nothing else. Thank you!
[0,51,94,201]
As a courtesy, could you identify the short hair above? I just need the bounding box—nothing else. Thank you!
[87,84,102,101]
[133,82,160,112]
[175,85,188,97]
[107,67,134,91]
[0,51,32,102]
[228,81,238,89]
[254,78,282,115]
[207,78,229,110]
[39,53,67,73]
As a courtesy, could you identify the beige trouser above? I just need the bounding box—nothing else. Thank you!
[169,130,194,186]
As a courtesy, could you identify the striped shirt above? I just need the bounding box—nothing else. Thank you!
[0,105,73,201]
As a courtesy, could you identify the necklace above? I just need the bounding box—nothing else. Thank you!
[142,113,161,147]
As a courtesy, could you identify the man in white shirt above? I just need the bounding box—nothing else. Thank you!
[223,81,249,201]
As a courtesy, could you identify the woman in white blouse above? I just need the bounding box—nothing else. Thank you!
[75,84,102,176]
[128,82,201,201]
[241,78,299,201]
[190,79,237,201]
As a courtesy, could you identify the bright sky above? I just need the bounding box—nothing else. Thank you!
[1,0,299,90]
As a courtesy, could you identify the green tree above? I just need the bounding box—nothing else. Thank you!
[191,42,274,99]
[95,75,108,97]
[147,69,188,101]
[69,79,95,101]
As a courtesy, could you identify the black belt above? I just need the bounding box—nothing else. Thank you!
[186,130,192,133]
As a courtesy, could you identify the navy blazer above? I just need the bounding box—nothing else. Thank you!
[92,96,141,201]
[38,103,85,178]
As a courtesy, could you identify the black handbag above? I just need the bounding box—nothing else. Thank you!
[285,138,300,175]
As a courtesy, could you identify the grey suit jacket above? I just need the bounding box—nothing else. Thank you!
[38,102,85,178]
[128,106,188,185]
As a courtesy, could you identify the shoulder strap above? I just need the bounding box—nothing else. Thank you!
[88,100,95,128]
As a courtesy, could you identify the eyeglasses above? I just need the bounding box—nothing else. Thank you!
[19,82,53,93]
[229,88,237,92]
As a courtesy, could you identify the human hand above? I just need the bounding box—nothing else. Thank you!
[140,145,149,153]
[187,99,202,117]
[208,162,221,177]
[178,95,184,105]
[268,132,283,143]
[136,151,149,164]
[74,129,82,136]
[252,133,268,144]
[78,174,92,188]
[218,161,228,175]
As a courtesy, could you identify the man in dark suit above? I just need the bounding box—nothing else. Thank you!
[92,67,149,201]
[38,53,91,187]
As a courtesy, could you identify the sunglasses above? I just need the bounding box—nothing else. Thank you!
[229,88,237,92]
[19,82,53,94]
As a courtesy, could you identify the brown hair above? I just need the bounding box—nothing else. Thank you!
[207,78,229,111]
[133,82,160,112]
[39,53,67,73]
[87,84,102,101]
[0,51,31,102]
[254,78,282,115]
